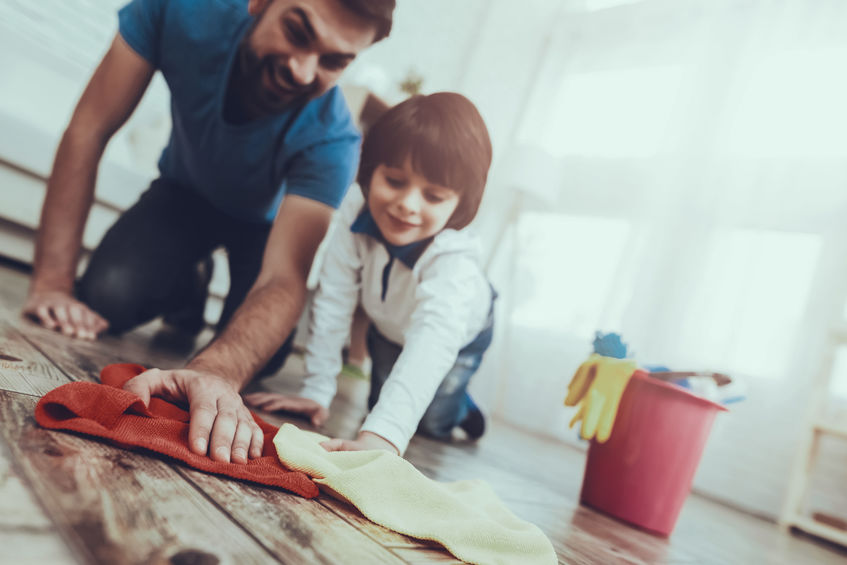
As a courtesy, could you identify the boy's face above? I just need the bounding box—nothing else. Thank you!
[368,158,461,246]
[240,0,377,114]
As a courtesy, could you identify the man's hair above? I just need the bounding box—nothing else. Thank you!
[357,92,493,230]
[338,0,395,42]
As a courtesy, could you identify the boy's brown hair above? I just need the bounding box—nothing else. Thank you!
[357,92,493,230]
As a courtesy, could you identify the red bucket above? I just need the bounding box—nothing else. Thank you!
[579,370,727,536]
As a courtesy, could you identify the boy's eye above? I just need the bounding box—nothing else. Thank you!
[385,176,405,188]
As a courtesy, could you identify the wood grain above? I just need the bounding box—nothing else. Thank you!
[317,496,425,549]
[0,319,71,396]
[3,260,847,565]
[0,390,278,565]
[175,468,406,565]
[0,432,78,565]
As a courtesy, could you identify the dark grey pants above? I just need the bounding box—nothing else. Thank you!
[77,178,293,371]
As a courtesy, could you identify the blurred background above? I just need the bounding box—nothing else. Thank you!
[1,0,846,530]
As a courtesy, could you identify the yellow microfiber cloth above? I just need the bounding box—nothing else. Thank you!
[273,424,557,565]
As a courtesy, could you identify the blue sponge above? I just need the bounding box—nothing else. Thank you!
[592,332,630,359]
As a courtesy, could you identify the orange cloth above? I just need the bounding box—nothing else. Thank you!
[34,363,318,498]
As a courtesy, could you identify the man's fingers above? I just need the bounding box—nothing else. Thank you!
[93,312,110,335]
[230,418,254,464]
[78,307,102,340]
[124,368,177,407]
[208,404,238,463]
[34,305,59,330]
[248,423,264,459]
[69,305,95,340]
[188,401,218,456]
[52,305,77,336]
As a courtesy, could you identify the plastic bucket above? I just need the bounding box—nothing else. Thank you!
[579,369,727,536]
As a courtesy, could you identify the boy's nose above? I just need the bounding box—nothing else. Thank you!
[397,190,423,214]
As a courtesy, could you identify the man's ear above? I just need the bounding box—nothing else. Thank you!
[247,0,271,17]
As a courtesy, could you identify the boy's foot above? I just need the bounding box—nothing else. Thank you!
[341,362,370,381]
[458,396,485,440]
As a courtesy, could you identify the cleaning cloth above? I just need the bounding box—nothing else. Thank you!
[34,363,318,498]
[273,423,557,565]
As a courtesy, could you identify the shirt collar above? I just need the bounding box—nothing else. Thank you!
[351,208,432,269]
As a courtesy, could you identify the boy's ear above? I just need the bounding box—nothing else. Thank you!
[247,0,271,17]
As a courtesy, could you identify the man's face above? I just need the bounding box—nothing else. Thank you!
[240,0,377,113]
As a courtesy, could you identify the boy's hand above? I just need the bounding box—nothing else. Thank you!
[243,392,329,427]
[320,431,399,454]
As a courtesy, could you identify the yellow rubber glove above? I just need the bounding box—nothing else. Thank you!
[564,353,637,443]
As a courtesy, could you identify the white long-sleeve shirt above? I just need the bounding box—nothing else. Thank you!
[300,189,493,454]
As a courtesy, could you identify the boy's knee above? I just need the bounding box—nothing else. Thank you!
[417,405,457,439]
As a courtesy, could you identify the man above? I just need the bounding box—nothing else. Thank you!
[22,0,395,464]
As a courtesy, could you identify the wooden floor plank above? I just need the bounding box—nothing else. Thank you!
[388,547,465,564]
[317,496,426,549]
[0,433,78,565]
[4,261,847,565]
[0,319,72,396]
[0,390,280,565]
[175,468,407,565]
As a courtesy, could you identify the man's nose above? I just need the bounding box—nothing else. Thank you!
[289,53,318,86]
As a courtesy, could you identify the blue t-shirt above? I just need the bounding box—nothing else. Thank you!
[118,0,361,223]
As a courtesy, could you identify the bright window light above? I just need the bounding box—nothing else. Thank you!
[830,346,847,401]
[510,213,632,335]
[676,228,822,377]
[536,66,688,158]
[584,0,643,10]
[726,48,847,159]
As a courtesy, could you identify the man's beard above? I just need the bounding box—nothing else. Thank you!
[233,31,320,117]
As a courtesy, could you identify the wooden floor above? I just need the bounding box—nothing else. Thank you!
[1,262,846,565]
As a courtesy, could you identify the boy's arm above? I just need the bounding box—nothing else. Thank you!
[360,255,488,455]
[23,35,154,339]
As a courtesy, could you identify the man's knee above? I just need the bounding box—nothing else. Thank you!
[78,263,149,334]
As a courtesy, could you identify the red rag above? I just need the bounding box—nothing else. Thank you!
[34,363,319,498]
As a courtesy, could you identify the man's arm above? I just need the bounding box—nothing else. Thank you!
[23,35,154,339]
[191,195,333,383]
[124,195,335,463]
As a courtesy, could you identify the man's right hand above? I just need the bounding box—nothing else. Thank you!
[22,290,109,340]
[243,392,330,427]
[124,367,265,464]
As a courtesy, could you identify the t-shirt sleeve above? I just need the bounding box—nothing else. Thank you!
[285,136,361,209]
[118,0,166,66]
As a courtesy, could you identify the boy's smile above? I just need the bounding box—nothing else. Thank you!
[368,159,460,246]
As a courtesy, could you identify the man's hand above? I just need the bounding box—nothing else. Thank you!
[243,392,329,427]
[320,431,399,454]
[123,368,264,464]
[22,290,109,340]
